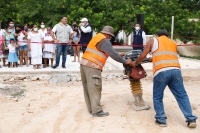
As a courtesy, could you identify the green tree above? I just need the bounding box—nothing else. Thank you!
[1,0,199,44]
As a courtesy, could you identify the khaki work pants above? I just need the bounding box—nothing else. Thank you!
[80,65,102,114]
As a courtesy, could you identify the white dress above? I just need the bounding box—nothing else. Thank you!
[26,31,31,57]
[28,31,44,65]
[43,32,55,59]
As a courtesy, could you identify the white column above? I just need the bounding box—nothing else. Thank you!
[171,16,174,40]
[128,34,131,45]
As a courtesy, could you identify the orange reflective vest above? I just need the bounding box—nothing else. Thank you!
[152,36,181,74]
[82,33,109,70]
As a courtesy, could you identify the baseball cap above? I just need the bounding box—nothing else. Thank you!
[80,18,88,22]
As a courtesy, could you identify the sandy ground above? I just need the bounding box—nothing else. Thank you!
[0,70,199,133]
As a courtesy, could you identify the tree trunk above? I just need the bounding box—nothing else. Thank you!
[114,26,122,37]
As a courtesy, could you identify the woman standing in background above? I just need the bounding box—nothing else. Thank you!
[39,22,49,66]
[0,24,4,68]
[28,24,44,69]
[2,25,15,67]
[16,25,28,67]
[72,26,81,62]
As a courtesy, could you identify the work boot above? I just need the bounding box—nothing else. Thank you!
[187,120,197,128]
[92,110,109,117]
[155,120,167,127]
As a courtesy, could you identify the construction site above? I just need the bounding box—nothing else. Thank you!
[0,45,199,133]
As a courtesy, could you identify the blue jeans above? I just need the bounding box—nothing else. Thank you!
[19,45,28,50]
[56,44,69,66]
[82,46,87,54]
[153,69,198,123]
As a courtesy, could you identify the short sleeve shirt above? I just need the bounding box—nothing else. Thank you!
[52,23,73,34]
[8,44,16,53]
[28,31,44,42]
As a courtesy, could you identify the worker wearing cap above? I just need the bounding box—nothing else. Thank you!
[79,18,92,53]
[130,30,198,128]
[80,26,132,117]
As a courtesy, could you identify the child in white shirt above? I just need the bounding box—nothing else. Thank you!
[5,38,19,68]
[43,27,55,67]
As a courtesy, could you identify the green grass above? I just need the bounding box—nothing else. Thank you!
[180,54,200,60]
[11,90,25,97]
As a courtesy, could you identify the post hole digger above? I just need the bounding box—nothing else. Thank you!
[123,50,151,111]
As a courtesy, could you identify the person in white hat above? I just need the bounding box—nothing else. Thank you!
[79,18,92,53]
[80,26,132,117]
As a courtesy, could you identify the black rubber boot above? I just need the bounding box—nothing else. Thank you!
[92,110,109,117]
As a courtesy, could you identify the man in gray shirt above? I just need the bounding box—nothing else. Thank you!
[51,17,73,68]
[80,26,132,117]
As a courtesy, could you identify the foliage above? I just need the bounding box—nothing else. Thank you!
[0,0,199,44]
[115,38,125,45]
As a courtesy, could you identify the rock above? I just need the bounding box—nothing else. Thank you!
[106,75,113,80]
[117,77,123,80]
[39,75,52,81]
[49,74,71,84]
[71,77,77,82]
[23,79,28,81]
[31,77,39,81]
[27,110,33,113]
[3,81,15,84]
[9,78,15,82]
[123,75,128,79]
[26,76,31,79]
[17,76,26,80]
[117,74,123,78]
[112,75,117,79]
[14,99,18,102]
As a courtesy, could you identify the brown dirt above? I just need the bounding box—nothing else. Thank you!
[0,70,199,133]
